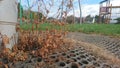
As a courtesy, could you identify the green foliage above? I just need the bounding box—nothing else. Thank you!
[85,15,93,22]
[66,15,74,24]
[115,17,120,24]
[95,15,99,23]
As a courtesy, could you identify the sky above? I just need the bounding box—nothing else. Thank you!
[81,0,101,4]
[20,0,120,18]
[74,0,120,17]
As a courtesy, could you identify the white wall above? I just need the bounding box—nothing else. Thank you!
[110,8,120,23]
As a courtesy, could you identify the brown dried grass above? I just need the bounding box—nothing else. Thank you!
[67,38,120,66]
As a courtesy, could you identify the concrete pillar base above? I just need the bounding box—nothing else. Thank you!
[0,24,18,49]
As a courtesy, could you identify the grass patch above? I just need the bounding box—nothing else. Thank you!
[20,23,120,37]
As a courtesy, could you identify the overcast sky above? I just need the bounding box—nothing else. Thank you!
[20,0,120,17]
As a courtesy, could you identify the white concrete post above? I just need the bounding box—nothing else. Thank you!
[92,16,95,23]
[0,0,18,49]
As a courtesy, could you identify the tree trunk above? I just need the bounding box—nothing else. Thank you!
[72,1,75,24]
[0,0,18,49]
[78,0,82,24]
[61,0,64,22]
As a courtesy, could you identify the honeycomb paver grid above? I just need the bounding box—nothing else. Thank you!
[1,46,119,68]
[0,33,120,68]
[67,33,120,59]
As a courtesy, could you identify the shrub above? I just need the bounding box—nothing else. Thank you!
[115,17,120,24]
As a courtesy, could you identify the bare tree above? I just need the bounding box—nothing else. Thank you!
[71,0,75,24]
[61,0,64,22]
[66,0,75,23]
[78,0,82,24]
